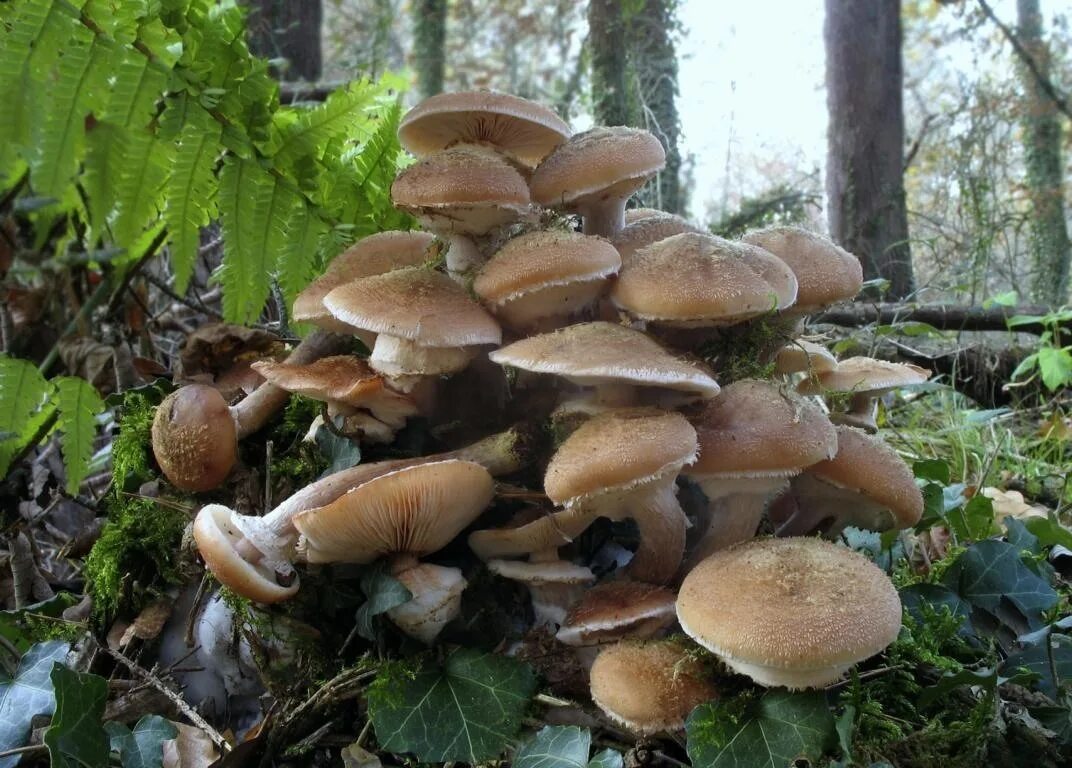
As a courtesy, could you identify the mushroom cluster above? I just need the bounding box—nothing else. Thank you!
[170,90,930,727]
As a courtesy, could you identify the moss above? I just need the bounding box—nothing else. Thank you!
[697,314,792,383]
[110,390,159,492]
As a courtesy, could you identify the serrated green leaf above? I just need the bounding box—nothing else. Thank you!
[276,199,329,305]
[0,641,70,768]
[1036,347,1072,392]
[100,50,168,128]
[686,691,837,768]
[368,649,538,763]
[515,726,590,768]
[106,714,178,768]
[53,376,105,495]
[943,540,1058,630]
[0,356,54,478]
[110,129,173,248]
[44,664,109,768]
[164,107,221,291]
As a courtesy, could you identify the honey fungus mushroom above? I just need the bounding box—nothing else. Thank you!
[677,537,902,689]
[797,356,930,432]
[555,581,677,647]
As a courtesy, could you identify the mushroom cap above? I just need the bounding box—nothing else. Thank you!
[556,581,677,646]
[774,340,838,376]
[323,267,501,347]
[530,127,666,210]
[544,408,698,505]
[292,231,434,329]
[391,144,532,236]
[688,380,837,479]
[250,356,410,410]
[398,90,570,167]
[797,356,930,396]
[487,558,595,584]
[589,639,717,735]
[740,226,862,312]
[193,504,299,603]
[799,425,924,529]
[611,233,798,325]
[489,322,719,398]
[152,385,236,492]
[612,211,704,262]
[677,537,901,688]
[474,230,621,304]
[293,460,495,564]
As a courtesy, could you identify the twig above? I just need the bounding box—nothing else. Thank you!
[0,744,47,759]
[103,645,231,753]
[825,665,905,691]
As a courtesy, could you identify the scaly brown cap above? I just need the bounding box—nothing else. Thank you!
[250,356,410,410]
[293,460,495,564]
[612,211,704,262]
[323,267,501,347]
[740,226,863,312]
[677,537,901,688]
[399,90,570,167]
[152,385,236,492]
[612,233,797,325]
[544,408,697,505]
[556,581,677,646]
[774,340,838,376]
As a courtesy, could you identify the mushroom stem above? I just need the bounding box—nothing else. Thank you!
[577,198,627,239]
[443,233,484,279]
[830,393,879,433]
[686,477,790,567]
[601,481,687,585]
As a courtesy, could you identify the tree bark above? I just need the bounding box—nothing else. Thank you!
[588,0,638,127]
[814,302,1069,337]
[412,0,448,101]
[1016,0,1071,306]
[824,0,914,299]
[631,0,683,214]
[246,0,322,82]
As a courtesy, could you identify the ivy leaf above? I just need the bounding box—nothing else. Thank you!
[1005,517,1041,555]
[1002,634,1072,699]
[1021,516,1072,551]
[367,648,538,763]
[44,664,109,768]
[106,715,178,768]
[0,641,69,768]
[0,593,80,655]
[913,459,950,484]
[587,748,625,768]
[1036,347,1072,392]
[515,726,591,768]
[53,376,106,495]
[315,421,362,478]
[354,560,411,642]
[899,583,975,639]
[686,691,837,768]
[942,540,1058,630]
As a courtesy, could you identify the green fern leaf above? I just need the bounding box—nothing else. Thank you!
[164,108,221,292]
[217,156,300,324]
[81,122,130,238]
[101,51,168,129]
[276,200,329,306]
[53,376,105,495]
[0,356,54,478]
[110,128,173,248]
[333,101,412,234]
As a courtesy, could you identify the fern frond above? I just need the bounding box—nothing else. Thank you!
[164,108,221,292]
[82,122,130,238]
[102,51,169,129]
[53,376,105,495]
[0,356,53,478]
[217,157,301,324]
[276,200,329,306]
[110,129,173,248]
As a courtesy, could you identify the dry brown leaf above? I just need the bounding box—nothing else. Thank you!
[162,722,220,768]
[119,599,173,645]
[342,743,383,768]
[981,487,1049,529]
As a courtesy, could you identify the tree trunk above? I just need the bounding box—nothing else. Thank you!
[1017,0,1071,306]
[246,0,322,82]
[412,0,448,101]
[631,0,683,214]
[588,0,637,127]
[824,0,914,299]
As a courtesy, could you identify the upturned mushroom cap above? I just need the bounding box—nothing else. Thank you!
[473,231,621,329]
[399,90,570,167]
[611,233,798,326]
[487,559,595,584]
[391,144,532,236]
[544,408,698,505]
[677,537,901,689]
[489,322,719,401]
[293,460,495,564]
[782,425,924,534]
[556,581,677,646]
[152,385,237,492]
[530,127,665,211]
[292,231,434,332]
[797,357,930,397]
[322,267,501,348]
[688,380,837,480]
[589,639,717,734]
[193,504,299,603]
[774,340,838,375]
[740,226,863,313]
[612,211,704,261]
[250,356,414,411]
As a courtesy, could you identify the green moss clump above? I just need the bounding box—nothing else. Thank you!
[110,391,158,490]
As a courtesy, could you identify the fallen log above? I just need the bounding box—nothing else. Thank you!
[815,303,1068,337]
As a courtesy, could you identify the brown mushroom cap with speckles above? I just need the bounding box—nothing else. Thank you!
[797,357,930,397]
[774,340,838,376]
[677,537,901,689]
[556,581,677,646]
[152,384,236,492]
[612,233,797,326]
[544,408,697,505]
[589,639,717,734]
[293,460,494,564]
[489,322,719,400]
[292,231,434,332]
[688,380,837,479]
[398,90,570,167]
[740,226,863,313]
[323,267,501,348]
[612,211,703,262]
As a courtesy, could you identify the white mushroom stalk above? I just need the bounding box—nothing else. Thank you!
[686,475,793,567]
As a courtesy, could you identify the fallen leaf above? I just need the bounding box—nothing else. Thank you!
[161,723,219,768]
[981,487,1048,529]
